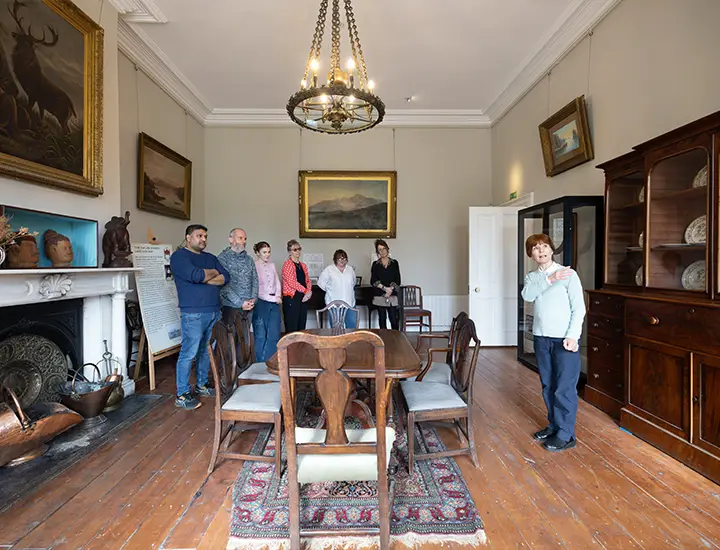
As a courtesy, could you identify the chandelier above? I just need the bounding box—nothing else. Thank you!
[286,0,385,134]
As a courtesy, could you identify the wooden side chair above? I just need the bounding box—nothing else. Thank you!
[231,310,280,386]
[315,300,360,329]
[400,319,480,472]
[409,311,469,384]
[277,330,395,550]
[398,285,432,333]
[207,320,282,477]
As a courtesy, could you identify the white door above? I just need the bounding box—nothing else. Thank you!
[469,207,519,346]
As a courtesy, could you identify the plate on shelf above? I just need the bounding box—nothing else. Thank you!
[638,231,644,248]
[655,243,704,248]
[693,166,708,188]
[681,260,705,291]
[638,188,645,203]
[635,266,643,286]
[684,215,706,244]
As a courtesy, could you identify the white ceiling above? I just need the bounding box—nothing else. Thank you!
[111,0,622,126]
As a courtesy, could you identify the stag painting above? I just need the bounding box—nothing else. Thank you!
[0,0,84,176]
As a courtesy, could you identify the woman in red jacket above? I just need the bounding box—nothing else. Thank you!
[281,239,312,332]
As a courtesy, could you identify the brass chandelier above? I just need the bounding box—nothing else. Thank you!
[286,0,385,134]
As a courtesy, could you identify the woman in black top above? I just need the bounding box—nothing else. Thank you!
[370,239,401,329]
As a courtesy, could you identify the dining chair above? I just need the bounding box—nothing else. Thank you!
[231,309,280,386]
[398,285,432,333]
[400,318,480,472]
[315,299,360,329]
[409,311,469,384]
[206,320,282,477]
[277,330,396,550]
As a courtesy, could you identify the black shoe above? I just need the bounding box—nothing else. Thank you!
[543,435,576,452]
[175,393,202,410]
[194,384,216,397]
[533,427,556,441]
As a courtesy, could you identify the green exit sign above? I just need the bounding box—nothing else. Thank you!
[509,191,518,200]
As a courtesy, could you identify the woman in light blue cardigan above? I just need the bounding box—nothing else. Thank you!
[521,233,586,452]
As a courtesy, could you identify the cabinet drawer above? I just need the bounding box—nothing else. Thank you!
[587,336,623,370]
[587,313,624,341]
[587,361,624,400]
[588,293,624,318]
[626,299,720,356]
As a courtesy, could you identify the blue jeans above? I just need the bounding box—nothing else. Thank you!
[253,299,282,362]
[533,336,581,442]
[344,308,358,328]
[176,310,221,396]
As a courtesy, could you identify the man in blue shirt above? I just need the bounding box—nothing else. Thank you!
[170,224,230,410]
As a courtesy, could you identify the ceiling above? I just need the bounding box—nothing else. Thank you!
[110,0,621,126]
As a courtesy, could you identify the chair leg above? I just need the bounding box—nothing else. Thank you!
[427,312,432,332]
[221,421,236,451]
[407,412,415,474]
[289,482,301,550]
[207,417,223,476]
[274,414,283,474]
[378,475,390,550]
[467,410,479,468]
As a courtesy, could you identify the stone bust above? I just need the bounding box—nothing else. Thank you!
[6,234,40,268]
[43,230,74,268]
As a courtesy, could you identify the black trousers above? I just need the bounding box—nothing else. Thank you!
[282,293,307,333]
[377,306,399,330]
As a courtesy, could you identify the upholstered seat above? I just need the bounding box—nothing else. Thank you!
[406,361,452,384]
[295,427,395,483]
[223,383,281,413]
[238,362,280,382]
[401,381,466,411]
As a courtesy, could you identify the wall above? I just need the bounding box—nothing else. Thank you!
[118,52,205,246]
[204,127,492,301]
[492,0,720,205]
[0,0,120,251]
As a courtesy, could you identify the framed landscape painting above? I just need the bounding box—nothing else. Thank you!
[137,133,192,220]
[299,170,397,238]
[539,95,594,177]
[0,0,103,195]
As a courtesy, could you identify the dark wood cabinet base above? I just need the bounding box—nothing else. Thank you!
[584,386,623,420]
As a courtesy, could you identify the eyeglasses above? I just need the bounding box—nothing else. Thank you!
[291,247,302,252]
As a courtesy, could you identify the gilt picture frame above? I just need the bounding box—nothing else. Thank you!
[137,133,192,220]
[539,95,594,177]
[299,170,397,239]
[0,0,103,196]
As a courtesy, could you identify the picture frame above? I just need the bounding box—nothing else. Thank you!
[137,133,192,220]
[539,95,594,177]
[299,170,397,239]
[0,0,104,196]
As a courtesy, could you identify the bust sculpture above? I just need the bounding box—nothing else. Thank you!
[43,230,73,267]
[102,211,132,268]
[5,234,40,268]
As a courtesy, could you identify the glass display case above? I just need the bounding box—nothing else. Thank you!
[517,196,605,375]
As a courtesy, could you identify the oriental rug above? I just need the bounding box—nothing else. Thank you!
[227,394,486,549]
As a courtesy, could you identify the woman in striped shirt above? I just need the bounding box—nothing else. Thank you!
[281,239,312,333]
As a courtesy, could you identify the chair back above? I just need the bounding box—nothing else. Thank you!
[316,300,360,329]
[444,311,469,364]
[230,310,254,368]
[451,319,481,396]
[277,330,389,456]
[207,320,237,402]
[399,285,423,309]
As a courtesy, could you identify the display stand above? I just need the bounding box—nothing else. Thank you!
[134,327,179,391]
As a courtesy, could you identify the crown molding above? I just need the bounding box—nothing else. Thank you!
[205,109,490,128]
[483,0,623,124]
[107,0,167,23]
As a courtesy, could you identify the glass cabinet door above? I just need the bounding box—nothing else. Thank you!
[605,171,645,286]
[647,148,708,292]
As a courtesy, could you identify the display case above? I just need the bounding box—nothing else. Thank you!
[0,205,98,269]
[590,109,720,486]
[517,196,605,376]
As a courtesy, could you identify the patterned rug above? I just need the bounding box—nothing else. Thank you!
[227,394,486,549]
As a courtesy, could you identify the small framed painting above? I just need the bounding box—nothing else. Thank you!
[137,133,192,220]
[539,95,594,177]
[299,170,397,238]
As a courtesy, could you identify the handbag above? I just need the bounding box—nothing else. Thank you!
[372,295,398,307]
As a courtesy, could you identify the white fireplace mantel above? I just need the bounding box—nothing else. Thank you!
[0,267,143,397]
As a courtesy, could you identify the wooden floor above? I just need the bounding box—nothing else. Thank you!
[2,347,720,549]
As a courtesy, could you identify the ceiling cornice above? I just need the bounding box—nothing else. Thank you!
[205,109,490,128]
[483,0,623,124]
[112,0,622,128]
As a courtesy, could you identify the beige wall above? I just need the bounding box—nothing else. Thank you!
[118,52,205,247]
[0,0,120,251]
[204,127,491,295]
[492,0,720,205]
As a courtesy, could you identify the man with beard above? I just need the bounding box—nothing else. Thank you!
[170,224,230,410]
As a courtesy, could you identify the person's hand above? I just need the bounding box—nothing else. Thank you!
[242,300,255,311]
[384,286,392,298]
[275,296,282,304]
[548,267,573,284]
[203,268,219,281]
[302,290,312,302]
[563,338,579,352]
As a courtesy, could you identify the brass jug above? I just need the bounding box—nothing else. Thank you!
[103,369,124,412]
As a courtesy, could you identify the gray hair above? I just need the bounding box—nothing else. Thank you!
[229,228,246,237]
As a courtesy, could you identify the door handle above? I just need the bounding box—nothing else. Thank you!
[474,287,481,293]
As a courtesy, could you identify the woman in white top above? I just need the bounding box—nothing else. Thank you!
[317,249,358,328]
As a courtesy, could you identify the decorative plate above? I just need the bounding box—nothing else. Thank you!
[635,266,643,286]
[693,166,708,188]
[684,215,706,244]
[638,187,645,203]
[639,231,644,248]
[681,260,706,291]
[0,360,42,409]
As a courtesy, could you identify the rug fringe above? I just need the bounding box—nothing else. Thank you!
[227,529,487,549]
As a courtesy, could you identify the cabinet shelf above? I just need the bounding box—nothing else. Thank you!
[652,186,707,202]
[651,243,705,251]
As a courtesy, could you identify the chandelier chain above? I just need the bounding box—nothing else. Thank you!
[344,0,368,87]
[329,0,341,82]
[303,0,328,82]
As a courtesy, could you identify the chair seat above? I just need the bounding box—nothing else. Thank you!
[407,361,452,384]
[404,309,431,316]
[294,427,396,484]
[237,362,280,382]
[401,381,466,412]
[223,382,281,413]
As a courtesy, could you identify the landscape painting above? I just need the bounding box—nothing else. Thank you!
[0,0,103,195]
[299,171,397,238]
[539,95,594,177]
[137,133,192,220]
